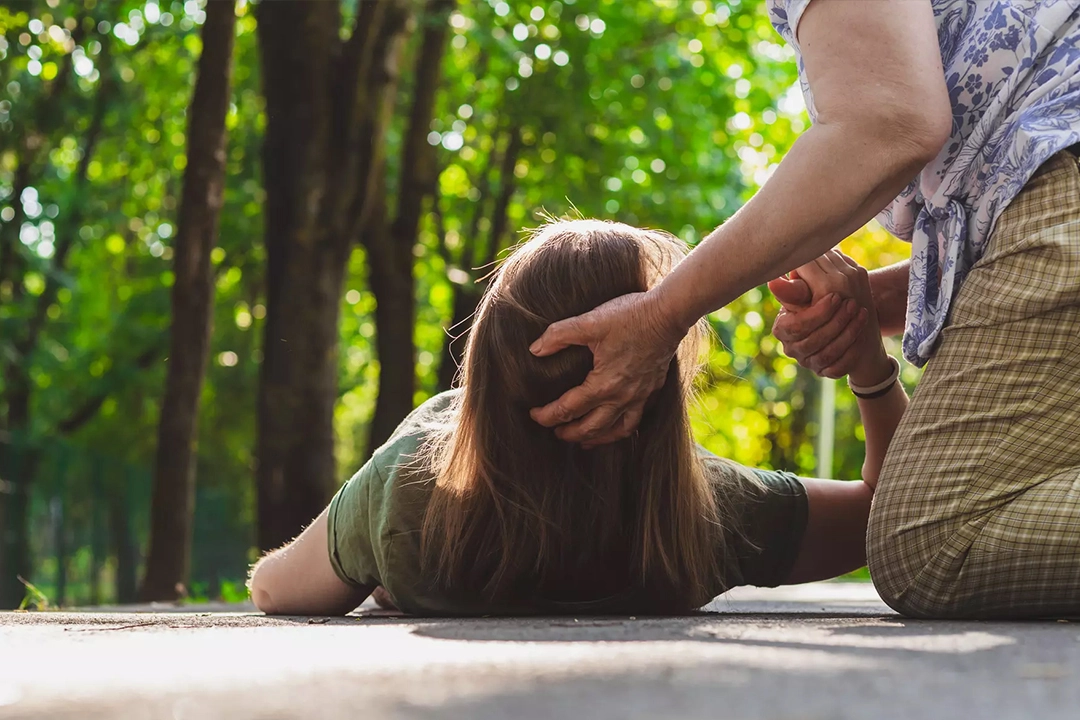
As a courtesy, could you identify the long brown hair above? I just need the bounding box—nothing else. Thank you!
[419,219,731,611]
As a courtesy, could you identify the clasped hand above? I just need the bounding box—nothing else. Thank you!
[769,249,892,389]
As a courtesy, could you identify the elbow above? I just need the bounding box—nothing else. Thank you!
[247,563,279,615]
[906,106,951,165]
[250,585,278,615]
[860,462,879,492]
[879,101,951,168]
[840,95,950,171]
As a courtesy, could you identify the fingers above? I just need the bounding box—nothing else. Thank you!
[824,249,873,310]
[781,251,875,378]
[771,293,842,344]
[580,405,645,448]
[767,275,812,309]
[532,381,646,446]
[530,315,589,358]
[814,253,839,277]
[833,249,860,269]
[780,297,862,361]
[530,383,597,428]
[554,403,625,445]
[824,249,860,280]
[820,249,847,273]
[791,255,828,287]
[805,307,870,376]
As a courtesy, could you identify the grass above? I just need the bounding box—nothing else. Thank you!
[17,576,51,611]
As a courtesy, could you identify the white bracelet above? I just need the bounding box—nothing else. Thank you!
[848,355,900,399]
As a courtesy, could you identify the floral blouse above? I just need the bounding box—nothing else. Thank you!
[768,0,1080,365]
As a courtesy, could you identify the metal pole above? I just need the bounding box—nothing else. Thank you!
[816,376,836,479]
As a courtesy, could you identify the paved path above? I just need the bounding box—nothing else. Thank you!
[1,583,1078,720]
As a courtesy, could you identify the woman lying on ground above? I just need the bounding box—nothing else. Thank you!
[247,220,905,616]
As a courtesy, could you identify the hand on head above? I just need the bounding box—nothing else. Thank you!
[528,290,687,447]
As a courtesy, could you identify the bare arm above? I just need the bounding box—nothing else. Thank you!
[247,507,374,616]
[781,252,910,583]
[785,374,908,584]
[868,259,910,337]
[656,0,948,331]
[530,0,949,445]
[779,250,912,488]
[785,477,873,583]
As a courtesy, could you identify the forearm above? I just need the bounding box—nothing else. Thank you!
[247,508,373,615]
[786,375,907,583]
[869,259,910,336]
[856,381,909,489]
[784,376,909,584]
[655,121,931,332]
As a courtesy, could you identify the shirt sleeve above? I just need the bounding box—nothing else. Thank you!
[326,458,387,589]
[325,390,459,592]
[767,0,815,48]
[727,467,809,588]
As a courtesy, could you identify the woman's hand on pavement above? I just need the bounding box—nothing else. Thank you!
[528,290,687,447]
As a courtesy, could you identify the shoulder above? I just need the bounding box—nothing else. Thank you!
[327,391,461,595]
[697,446,808,589]
[367,389,462,526]
[699,445,805,517]
[340,389,460,534]
[697,445,763,499]
[382,388,462,444]
[370,389,461,470]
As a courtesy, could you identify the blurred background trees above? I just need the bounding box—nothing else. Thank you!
[0,0,912,609]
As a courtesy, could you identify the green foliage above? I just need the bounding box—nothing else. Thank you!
[1,0,911,601]
[2,0,262,599]
[18,575,50,611]
[184,578,247,605]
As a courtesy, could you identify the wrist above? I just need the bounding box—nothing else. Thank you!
[868,261,909,337]
[647,281,700,341]
[849,354,899,397]
[848,348,894,389]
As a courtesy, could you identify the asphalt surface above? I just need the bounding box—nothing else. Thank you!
[2,582,1078,720]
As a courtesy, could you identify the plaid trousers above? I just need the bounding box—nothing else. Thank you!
[867,150,1080,619]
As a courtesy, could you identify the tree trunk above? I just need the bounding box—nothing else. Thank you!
[254,0,412,550]
[365,0,456,450]
[0,382,33,609]
[110,472,138,604]
[0,31,107,609]
[140,0,237,602]
[0,434,35,610]
[436,128,522,392]
[52,497,67,608]
[435,139,500,392]
[365,243,417,449]
[88,458,105,606]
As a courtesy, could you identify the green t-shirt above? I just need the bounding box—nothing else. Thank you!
[327,390,808,616]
